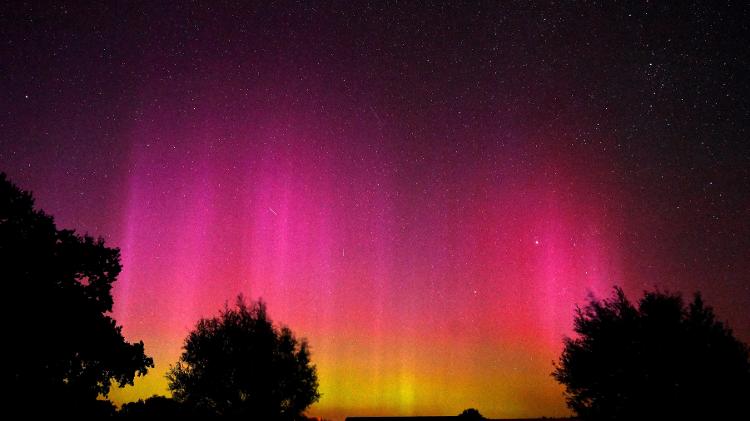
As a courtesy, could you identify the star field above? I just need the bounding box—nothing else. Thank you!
[1,2,749,420]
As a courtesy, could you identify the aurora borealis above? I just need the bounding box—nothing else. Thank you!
[1,2,749,420]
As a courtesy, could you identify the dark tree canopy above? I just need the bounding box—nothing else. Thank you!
[553,287,750,420]
[167,296,320,419]
[458,408,484,418]
[1,173,153,416]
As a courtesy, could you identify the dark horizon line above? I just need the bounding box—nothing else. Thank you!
[344,417,578,420]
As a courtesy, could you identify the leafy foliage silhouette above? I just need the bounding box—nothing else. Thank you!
[168,295,320,419]
[458,407,484,418]
[553,287,750,420]
[1,173,153,416]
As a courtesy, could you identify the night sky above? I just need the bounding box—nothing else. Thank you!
[1,2,749,419]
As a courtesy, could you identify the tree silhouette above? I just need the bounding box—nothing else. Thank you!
[167,296,320,419]
[458,408,484,418]
[553,287,750,420]
[1,173,153,416]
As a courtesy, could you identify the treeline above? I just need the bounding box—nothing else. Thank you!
[4,168,750,420]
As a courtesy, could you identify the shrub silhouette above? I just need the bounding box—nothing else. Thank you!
[167,296,320,419]
[118,395,186,418]
[458,407,484,418]
[1,173,153,416]
[553,287,750,420]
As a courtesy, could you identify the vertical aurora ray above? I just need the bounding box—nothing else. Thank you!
[106,102,627,419]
